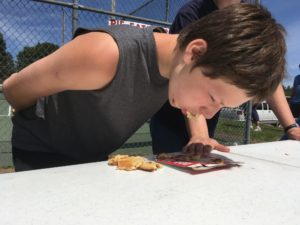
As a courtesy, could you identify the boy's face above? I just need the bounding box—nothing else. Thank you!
[168,66,251,119]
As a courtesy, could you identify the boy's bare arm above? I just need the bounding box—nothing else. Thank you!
[3,32,119,111]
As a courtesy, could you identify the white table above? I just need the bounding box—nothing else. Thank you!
[1,140,300,225]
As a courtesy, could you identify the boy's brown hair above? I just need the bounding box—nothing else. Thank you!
[177,3,286,102]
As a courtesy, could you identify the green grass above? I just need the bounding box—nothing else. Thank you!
[250,124,283,143]
[215,119,283,145]
[215,119,246,145]
[217,119,245,135]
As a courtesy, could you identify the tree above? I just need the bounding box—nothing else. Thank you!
[0,33,15,83]
[16,42,59,71]
[283,85,292,97]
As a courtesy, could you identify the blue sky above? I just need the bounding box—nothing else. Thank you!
[0,0,181,58]
[261,0,300,86]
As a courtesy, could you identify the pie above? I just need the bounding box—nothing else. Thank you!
[108,154,162,172]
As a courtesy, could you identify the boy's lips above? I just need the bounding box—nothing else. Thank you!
[186,111,200,119]
[171,99,200,118]
[181,109,200,119]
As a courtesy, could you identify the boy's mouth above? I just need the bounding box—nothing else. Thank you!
[170,99,201,119]
[186,111,200,120]
[181,108,200,119]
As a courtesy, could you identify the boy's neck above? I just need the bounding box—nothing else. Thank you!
[153,33,178,79]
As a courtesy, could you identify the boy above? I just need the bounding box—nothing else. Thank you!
[3,4,286,171]
[150,0,244,155]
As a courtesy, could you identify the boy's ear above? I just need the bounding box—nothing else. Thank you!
[183,39,207,64]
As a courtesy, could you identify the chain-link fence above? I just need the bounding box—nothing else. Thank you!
[217,103,252,145]
[0,85,13,167]
[0,0,253,167]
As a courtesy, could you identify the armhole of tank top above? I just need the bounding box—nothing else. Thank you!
[74,28,123,92]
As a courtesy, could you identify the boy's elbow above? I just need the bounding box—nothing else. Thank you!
[2,73,21,110]
[2,73,14,98]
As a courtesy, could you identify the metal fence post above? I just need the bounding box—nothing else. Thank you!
[244,101,252,144]
[111,0,116,19]
[61,7,65,45]
[72,0,78,35]
[165,0,169,22]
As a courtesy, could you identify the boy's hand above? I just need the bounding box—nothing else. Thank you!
[182,136,230,158]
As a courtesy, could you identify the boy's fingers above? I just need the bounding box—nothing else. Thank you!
[214,143,230,152]
[202,145,212,157]
[183,143,202,155]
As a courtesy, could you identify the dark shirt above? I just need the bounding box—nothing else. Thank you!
[291,74,300,104]
[170,0,217,34]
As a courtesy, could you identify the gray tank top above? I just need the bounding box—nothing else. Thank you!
[12,25,169,162]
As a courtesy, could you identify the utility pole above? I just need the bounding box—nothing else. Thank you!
[165,0,169,22]
[61,7,65,45]
[72,0,79,35]
[111,0,116,19]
